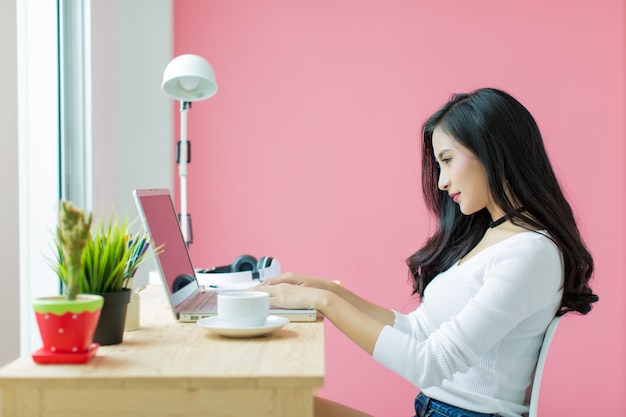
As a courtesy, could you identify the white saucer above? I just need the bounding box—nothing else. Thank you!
[197,315,289,338]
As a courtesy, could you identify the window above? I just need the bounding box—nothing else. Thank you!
[17,0,173,354]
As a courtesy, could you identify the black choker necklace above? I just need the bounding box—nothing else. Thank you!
[488,215,507,228]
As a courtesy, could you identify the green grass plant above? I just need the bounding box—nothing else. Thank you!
[52,206,157,296]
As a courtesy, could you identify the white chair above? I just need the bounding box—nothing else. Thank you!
[528,316,561,417]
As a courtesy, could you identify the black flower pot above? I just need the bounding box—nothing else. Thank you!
[93,289,131,346]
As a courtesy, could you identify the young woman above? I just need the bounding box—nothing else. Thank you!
[257,88,598,417]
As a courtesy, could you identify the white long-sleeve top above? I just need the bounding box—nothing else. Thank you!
[373,231,563,417]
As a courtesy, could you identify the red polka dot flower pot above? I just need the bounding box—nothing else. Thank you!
[32,294,104,364]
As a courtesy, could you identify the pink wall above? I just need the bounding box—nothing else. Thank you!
[172,1,625,415]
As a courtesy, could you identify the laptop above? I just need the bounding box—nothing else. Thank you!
[133,188,317,322]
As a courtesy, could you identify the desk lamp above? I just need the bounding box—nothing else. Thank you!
[162,54,218,244]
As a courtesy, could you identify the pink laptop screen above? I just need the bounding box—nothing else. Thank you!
[134,190,196,297]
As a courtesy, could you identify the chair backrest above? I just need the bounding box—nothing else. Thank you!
[528,316,561,417]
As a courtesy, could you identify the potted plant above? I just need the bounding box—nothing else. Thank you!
[53,208,155,346]
[32,200,104,364]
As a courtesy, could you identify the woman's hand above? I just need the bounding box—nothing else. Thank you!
[256,273,333,311]
[259,272,332,290]
[258,282,328,311]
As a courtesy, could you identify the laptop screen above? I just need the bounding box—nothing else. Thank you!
[133,189,198,307]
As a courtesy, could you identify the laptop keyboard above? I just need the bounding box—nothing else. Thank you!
[178,290,219,312]
[197,291,218,310]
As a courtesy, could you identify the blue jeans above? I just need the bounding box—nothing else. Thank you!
[414,392,500,417]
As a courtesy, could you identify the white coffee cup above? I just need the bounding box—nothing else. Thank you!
[217,291,270,327]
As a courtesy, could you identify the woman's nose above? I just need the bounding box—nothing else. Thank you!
[438,172,450,191]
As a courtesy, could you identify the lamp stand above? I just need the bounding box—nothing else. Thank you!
[177,101,192,245]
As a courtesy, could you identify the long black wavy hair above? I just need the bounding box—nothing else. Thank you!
[406,88,598,316]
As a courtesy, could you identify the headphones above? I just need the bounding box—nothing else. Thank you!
[230,254,274,278]
[199,254,280,282]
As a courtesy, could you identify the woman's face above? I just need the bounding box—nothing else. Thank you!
[432,127,501,218]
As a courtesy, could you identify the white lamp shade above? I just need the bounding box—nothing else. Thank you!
[162,54,218,101]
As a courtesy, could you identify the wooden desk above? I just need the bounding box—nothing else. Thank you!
[0,286,325,417]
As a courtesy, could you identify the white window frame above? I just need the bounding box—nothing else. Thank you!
[59,0,93,210]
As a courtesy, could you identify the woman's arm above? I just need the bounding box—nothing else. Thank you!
[332,281,397,325]
[259,282,386,355]
[261,273,395,324]
[258,273,396,354]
